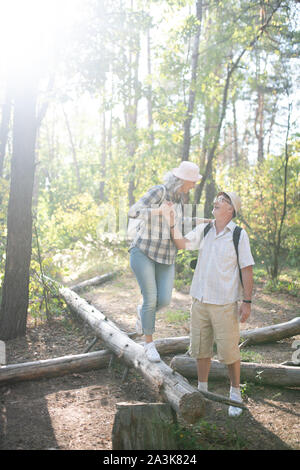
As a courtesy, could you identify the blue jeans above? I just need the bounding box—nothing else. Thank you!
[130,246,175,335]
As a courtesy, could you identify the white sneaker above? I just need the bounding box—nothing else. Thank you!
[198,382,208,392]
[144,342,161,362]
[135,305,143,336]
[228,405,243,417]
[228,389,243,417]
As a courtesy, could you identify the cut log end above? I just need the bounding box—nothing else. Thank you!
[178,391,206,424]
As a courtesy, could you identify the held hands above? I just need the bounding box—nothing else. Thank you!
[159,202,176,224]
[160,202,213,227]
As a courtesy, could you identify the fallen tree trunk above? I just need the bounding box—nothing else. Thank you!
[239,317,300,346]
[152,317,300,351]
[170,355,300,388]
[0,350,111,385]
[154,336,190,355]
[70,272,117,292]
[59,286,207,424]
[0,339,188,386]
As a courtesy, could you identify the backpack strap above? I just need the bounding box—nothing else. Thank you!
[159,185,166,204]
[190,223,212,270]
[233,226,243,286]
[190,224,243,286]
[204,223,212,237]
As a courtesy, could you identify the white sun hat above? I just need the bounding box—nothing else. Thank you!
[172,161,202,182]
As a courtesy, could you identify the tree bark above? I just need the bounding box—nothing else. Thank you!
[69,272,117,292]
[99,90,107,202]
[61,103,81,191]
[126,28,140,207]
[146,27,154,149]
[0,73,39,340]
[0,350,111,385]
[59,286,207,424]
[170,355,300,388]
[112,402,178,450]
[181,0,203,162]
[232,95,239,165]
[0,86,12,179]
[240,317,300,346]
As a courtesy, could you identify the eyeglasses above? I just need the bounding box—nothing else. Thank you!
[213,196,232,205]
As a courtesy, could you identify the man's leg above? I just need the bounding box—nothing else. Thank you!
[227,360,243,416]
[211,303,243,416]
[197,358,211,392]
[227,359,240,388]
[190,301,214,392]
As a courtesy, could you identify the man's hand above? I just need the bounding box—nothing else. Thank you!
[239,302,251,323]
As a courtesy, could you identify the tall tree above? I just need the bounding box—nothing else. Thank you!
[195,0,283,203]
[181,0,203,162]
[0,85,12,179]
[0,71,39,340]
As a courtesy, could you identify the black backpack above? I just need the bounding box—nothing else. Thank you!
[190,223,243,286]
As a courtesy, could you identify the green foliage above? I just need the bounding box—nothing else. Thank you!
[38,192,101,250]
[28,258,66,322]
[217,148,300,280]
[164,308,189,324]
[240,350,264,363]
[174,250,197,287]
[172,419,249,450]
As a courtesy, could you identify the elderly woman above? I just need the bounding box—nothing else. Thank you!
[128,161,207,362]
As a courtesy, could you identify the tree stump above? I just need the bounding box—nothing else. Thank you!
[112,402,179,450]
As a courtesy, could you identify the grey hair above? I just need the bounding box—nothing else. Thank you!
[163,171,184,202]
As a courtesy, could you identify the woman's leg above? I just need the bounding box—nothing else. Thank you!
[155,262,175,311]
[130,247,157,339]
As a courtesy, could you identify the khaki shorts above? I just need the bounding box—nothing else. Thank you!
[190,299,240,365]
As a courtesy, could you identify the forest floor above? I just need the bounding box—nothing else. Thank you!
[1,269,300,451]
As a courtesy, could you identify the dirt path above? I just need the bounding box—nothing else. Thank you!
[1,271,299,450]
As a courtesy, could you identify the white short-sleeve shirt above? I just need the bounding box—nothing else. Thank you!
[185,220,255,305]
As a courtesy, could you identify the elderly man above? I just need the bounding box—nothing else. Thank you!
[169,191,254,416]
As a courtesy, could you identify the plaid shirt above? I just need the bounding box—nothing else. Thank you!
[128,185,197,264]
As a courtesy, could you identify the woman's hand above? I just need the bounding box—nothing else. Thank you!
[159,202,175,221]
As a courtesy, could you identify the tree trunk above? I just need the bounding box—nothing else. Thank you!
[255,91,265,163]
[171,355,300,388]
[59,286,207,424]
[0,350,111,385]
[232,95,239,165]
[126,21,140,207]
[181,0,203,162]
[147,317,300,353]
[204,162,217,218]
[240,317,300,346]
[112,402,178,450]
[146,28,154,149]
[69,272,117,292]
[61,104,81,191]
[270,100,291,280]
[195,2,281,203]
[0,74,39,340]
[0,87,12,179]
[99,90,107,202]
